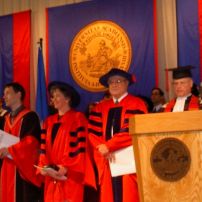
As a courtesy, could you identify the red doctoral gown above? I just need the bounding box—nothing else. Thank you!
[1,109,42,202]
[39,110,89,202]
[88,94,147,202]
[164,95,199,112]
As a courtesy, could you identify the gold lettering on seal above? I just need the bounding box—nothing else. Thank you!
[69,20,132,92]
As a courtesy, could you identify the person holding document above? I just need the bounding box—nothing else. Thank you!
[0,82,42,202]
[88,68,147,202]
[38,81,91,202]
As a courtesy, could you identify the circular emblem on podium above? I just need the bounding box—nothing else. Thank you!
[69,20,132,92]
[150,138,191,182]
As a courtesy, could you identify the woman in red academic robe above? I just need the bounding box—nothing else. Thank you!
[38,81,88,202]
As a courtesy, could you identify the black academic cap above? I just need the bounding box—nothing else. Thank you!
[99,68,136,87]
[48,81,80,108]
[167,65,194,79]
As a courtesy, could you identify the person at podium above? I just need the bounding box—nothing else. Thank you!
[88,68,147,202]
[164,65,200,112]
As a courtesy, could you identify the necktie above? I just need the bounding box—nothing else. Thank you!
[152,107,157,113]
[115,99,119,104]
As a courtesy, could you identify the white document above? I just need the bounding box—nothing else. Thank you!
[0,129,20,159]
[109,145,136,177]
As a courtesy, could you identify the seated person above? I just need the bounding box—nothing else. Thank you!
[164,65,199,112]
[150,87,165,112]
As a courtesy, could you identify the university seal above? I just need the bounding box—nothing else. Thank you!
[69,20,132,91]
[150,138,191,182]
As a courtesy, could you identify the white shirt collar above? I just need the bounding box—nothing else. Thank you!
[176,93,191,100]
[173,93,191,112]
[153,103,163,111]
[113,92,128,104]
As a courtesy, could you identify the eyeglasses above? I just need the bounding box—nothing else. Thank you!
[108,79,127,85]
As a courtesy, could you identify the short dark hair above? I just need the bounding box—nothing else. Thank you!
[151,87,164,96]
[4,82,26,101]
[48,81,80,108]
[50,86,77,108]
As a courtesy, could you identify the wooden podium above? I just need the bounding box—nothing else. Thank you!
[129,110,202,202]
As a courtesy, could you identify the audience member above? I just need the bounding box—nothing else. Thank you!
[151,87,165,112]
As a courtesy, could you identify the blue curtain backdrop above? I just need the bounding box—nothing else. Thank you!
[0,11,31,107]
[0,15,13,97]
[47,0,156,111]
[177,0,200,84]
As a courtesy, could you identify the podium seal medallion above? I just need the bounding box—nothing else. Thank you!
[69,20,132,92]
[150,137,191,182]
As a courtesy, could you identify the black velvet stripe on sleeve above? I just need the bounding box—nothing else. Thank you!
[69,147,86,157]
[40,139,46,144]
[41,129,46,134]
[88,128,102,136]
[119,128,129,133]
[89,119,102,127]
[69,137,86,147]
[125,109,145,114]
[124,118,129,124]
[70,126,85,137]
[39,150,46,154]
[89,111,102,117]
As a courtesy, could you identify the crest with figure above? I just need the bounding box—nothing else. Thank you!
[69,20,132,92]
[150,137,191,182]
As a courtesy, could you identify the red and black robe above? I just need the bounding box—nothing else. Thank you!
[39,109,89,202]
[1,108,42,202]
[88,94,147,202]
[164,95,199,112]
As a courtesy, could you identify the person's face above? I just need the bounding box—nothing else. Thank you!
[173,77,193,97]
[51,88,70,110]
[108,75,129,99]
[3,87,21,108]
[151,89,162,105]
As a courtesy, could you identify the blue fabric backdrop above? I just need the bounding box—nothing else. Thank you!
[47,0,156,111]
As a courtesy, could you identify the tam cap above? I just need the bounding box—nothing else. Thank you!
[99,68,136,87]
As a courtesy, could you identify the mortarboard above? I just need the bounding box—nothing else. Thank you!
[167,65,194,79]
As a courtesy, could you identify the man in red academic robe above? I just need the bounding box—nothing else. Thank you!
[88,68,147,202]
[164,66,199,112]
[0,82,42,202]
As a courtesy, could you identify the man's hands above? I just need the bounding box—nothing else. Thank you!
[96,144,115,162]
[96,144,109,156]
